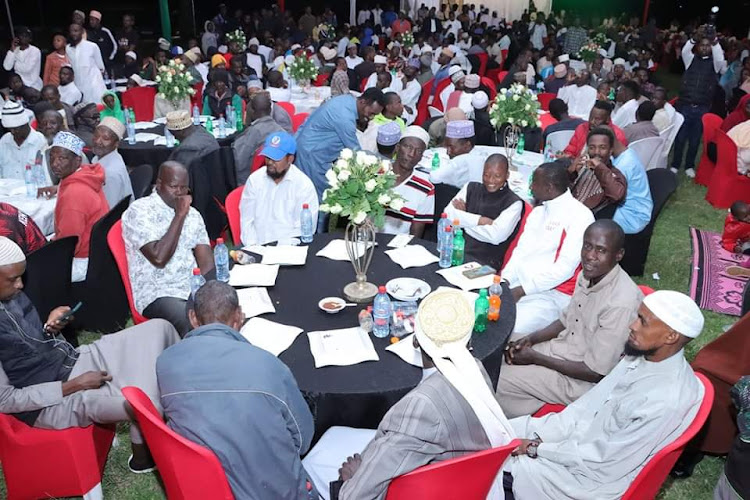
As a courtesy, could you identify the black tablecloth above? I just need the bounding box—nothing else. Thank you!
[258,233,516,440]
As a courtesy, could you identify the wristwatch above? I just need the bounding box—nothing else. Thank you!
[527,441,539,459]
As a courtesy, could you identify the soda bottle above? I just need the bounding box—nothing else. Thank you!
[439,226,453,268]
[190,268,206,299]
[517,133,525,155]
[488,275,502,321]
[235,107,244,132]
[474,289,489,333]
[372,286,392,338]
[192,105,201,125]
[452,219,460,236]
[214,238,230,282]
[205,117,214,134]
[24,165,36,198]
[431,150,440,171]
[436,212,450,250]
[300,203,314,243]
[451,228,465,266]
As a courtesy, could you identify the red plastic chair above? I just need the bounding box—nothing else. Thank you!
[431,78,452,113]
[706,129,750,208]
[537,92,556,112]
[190,82,204,111]
[107,220,149,324]
[121,86,158,122]
[384,439,520,500]
[501,49,509,63]
[668,97,678,106]
[539,112,557,131]
[95,103,104,112]
[0,413,114,500]
[276,101,296,117]
[360,77,369,93]
[314,73,329,87]
[476,52,489,77]
[250,146,266,174]
[479,77,497,101]
[30,118,37,130]
[638,285,655,295]
[694,113,723,186]
[225,186,243,244]
[486,67,501,83]
[495,71,509,85]
[292,112,309,132]
[532,403,567,418]
[122,387,234,500]
[415,78,434,126]
[501,202,533,269]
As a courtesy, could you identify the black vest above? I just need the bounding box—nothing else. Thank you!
[464,183,523,270]
[679,57,719,107]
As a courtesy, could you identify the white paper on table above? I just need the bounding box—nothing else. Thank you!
[261,245,309,265]
[307,327,379,368]
[152,136,173,147]
[236,287,276,318]
[436,262,495,291]
[133,121,158,130]
[229,264,280,287]
[243,245,267,255]
[134,132,161,143]
[239,317,303,356]
[385,333,423,367]
[385,245,440,269]
[316,239,376,261]
[387,234,414,248]
[0,179,28,197]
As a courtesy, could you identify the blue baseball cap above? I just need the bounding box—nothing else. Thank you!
[261,131,296,161]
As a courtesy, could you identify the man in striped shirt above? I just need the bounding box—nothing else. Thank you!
[383,126,435,238]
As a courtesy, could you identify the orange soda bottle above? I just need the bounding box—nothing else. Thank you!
[487,275,502,321]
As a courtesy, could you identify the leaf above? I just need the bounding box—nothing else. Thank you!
[346,182,359,196]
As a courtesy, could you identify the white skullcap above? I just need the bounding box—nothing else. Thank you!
[374,55,388,65]
[472,91,489,109]
[642,290,704,339]
[248,37,260,47]
[125,51,137,60]
[614,57,626,66]
[401,125,430,147]
[0,236,26,265]
[558,53,570,62]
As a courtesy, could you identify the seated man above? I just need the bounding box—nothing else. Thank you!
[72,102,100,148]
[504,290,706,499]
[542,98,585,148]
[266,70,292,103]
[303,289,515,499]
[91,117,134,207]
[430,120,488,188]
[502,163,594,338]
[427,106,466,148]
[376,121,401,159]
[58,66,84,106]
[445,154,523,269]
[239,131,318,245]
[497,220,642,418]
[360,92,406,152]
[568,127,627,216]
[557,69,597,118]
[0,202,46,254]
[157,281,316,498]
[438,67,472,117]
[651,87,676,133]
[50,132,109,282]
[364,55,403,92]
[611,80,641,129]
[232,92,284,185]
[121,161,214,335]
[623,101,660,143]
[0,101,50,184]
[167,110,220,168]
[611,131,654,234]
[382,126,434,237]
[563,100,628,157]
[0,236,179,473]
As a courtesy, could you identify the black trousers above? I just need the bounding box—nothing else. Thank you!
[143,297,191,337]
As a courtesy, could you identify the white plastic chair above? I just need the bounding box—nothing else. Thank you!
[659,112,684,166]
[628,136,664,169]
[645,140,667,170]
[544,129,576,157]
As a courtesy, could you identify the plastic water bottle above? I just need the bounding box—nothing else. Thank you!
[439,226,453,268]
[516,134,525,155]
[452,227,465,266]
[190,268,206,299]
[431,150,440,171]
[217,115,226,138]
[488,275,502,322]
[474,289,489,333]
[225,104,233,124]
[300,203,313,243]
[372,286,392,338]
[126,110,136,145]
[109,70,116,90]
[24,165,36,198]
[214,238,230,282]
[164,127,175,148]
[192,105,201,125]
[436,212,449,250]
[358,306,373,333]
[33,150,46,188]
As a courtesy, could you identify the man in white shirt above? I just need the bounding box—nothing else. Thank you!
[529,17,548,51]
[400,65,422,125]
[66,23,106,104]
[505,290,706,500]
[240,131,318,246]
[651,87,677,133]
[502,162,594,338]
[246,38,265,80]
[0,101,49,185]
[91,117,134,207]
[58,66,84,106]
[365,56,403,93]
[439,67,475,117]
[444,12,461,39]
[612,80,641,129]
[558,69,597,119]
[265,70,291,103]
[357,9,372,25]
[345,43,364,70]
[431,120,489,188]
[2,27,42,90]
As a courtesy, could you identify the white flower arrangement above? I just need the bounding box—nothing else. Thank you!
[226,29,247,47]
[156,59,195,104]
[578,40,601,63]
[489,84,542,130]
[289,55,319,84]
[401,31,414,48]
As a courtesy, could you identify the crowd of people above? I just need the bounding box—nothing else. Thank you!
[0,2,748,499]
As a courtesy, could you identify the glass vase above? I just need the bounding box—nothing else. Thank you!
[343,218,378,303]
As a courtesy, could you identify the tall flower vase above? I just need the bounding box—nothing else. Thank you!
[343,219,378,303]
[502,124,522,168]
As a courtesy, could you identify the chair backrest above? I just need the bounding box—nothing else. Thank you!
[645,139,666,170]
[432,79,452,112]
[537,92,556,111]
[638,285,655,295]
[622,373,714,500]
[276,101,296,117]
[87,197,130,276]
[646,168,678,229]
[360,77,368,93]
[121,86,158,122]
[250,146,265,174]
[714,128,740,178]
[106,221,148,324]
[627,137,664,171]
[701,113,723,145]
[496,70,509,83]
[22,236,77,322]
[659,112,683,166]
[314,73,329,87]
[501,202,533,269]
[416,78,435,126]
[292,112,309,132]
[225,186,243,244]
[385,439,520,500]
[122,387,234,500]
[479,77,497,101]
[476,52,489,77]
[544,129,576,157]
[129,164,154,199]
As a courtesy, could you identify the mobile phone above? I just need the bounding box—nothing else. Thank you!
[58,302,83,323]
[463,265,496,280]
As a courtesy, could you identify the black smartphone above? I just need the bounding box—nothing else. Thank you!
[463,265,497,280]
[57,302,83,323]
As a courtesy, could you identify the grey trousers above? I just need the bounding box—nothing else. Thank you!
[34,319,180,444]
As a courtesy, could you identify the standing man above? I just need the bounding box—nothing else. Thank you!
[671,27,725,178]
[3,27,42,90]
[114,14,140,62]
[86,11,117,69]
[91,117,134,207]
[529,14,547,51]
[66,23,106,104]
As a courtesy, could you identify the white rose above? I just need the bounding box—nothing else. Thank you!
[499,88,507,93]
[512,94,520,101]
[531,94,538,101]
[335,159,349,170]
[537,120,543,127]
[499,95,506,101]
[389,198,404,211]
[363,155,377,166]
[380,160,391,172]
[508,117,514,124]
[338,169,351,182]
[325,169,339,187]
[155,76,162,82]
[378,193,391,205]
[352,211,367,224]
[365,179,378,192]
[166,75,173,83]
[355,151,368,164]
[490,118,498,127]
[340,148,353,160]
[319,203,330,212]
[521,120,528,127]
[322,190,328,201]
[330,204,343,214]
[524,104,531,111]
[174,86,179,92]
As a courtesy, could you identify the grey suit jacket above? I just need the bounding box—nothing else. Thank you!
[340,367,492,500]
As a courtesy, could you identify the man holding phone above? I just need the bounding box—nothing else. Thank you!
[2,27,43,91]
[0,236,180,473]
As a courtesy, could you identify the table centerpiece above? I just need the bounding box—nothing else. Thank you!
[489,83,542,168]
[154,59,196,118]
[289,54,319,91]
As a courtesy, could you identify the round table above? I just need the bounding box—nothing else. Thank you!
[0,180,57,236]
[259,233,515,440]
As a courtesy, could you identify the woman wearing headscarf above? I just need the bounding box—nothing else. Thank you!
[202,69,242,119]
[100,90,125,123]
[722,94,750,132]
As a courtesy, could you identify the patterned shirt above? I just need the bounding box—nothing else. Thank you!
[121,192,210,313]
[383,167,435,235]
[330,69,350,97]
[0,202,46,254]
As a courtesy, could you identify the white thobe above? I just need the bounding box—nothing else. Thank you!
[92,150,134,208]
[430,148,491,188]
[612,98,639,129]
[365,72,403,93]
[0,130,50,184]
[445,185,523,245]
[346,56,364,70]
[66,40,106,104]
[59,82,84,107]
[401,79,422,125]
[508,350,703,500]
[559,84,597,119]
[239,164,319,246]
[529,24,547,50]
[444,20,461,39]
[246,53,264,80]
[3,45,42,90]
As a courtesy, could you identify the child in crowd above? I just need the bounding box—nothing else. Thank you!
[724,201,750,277]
